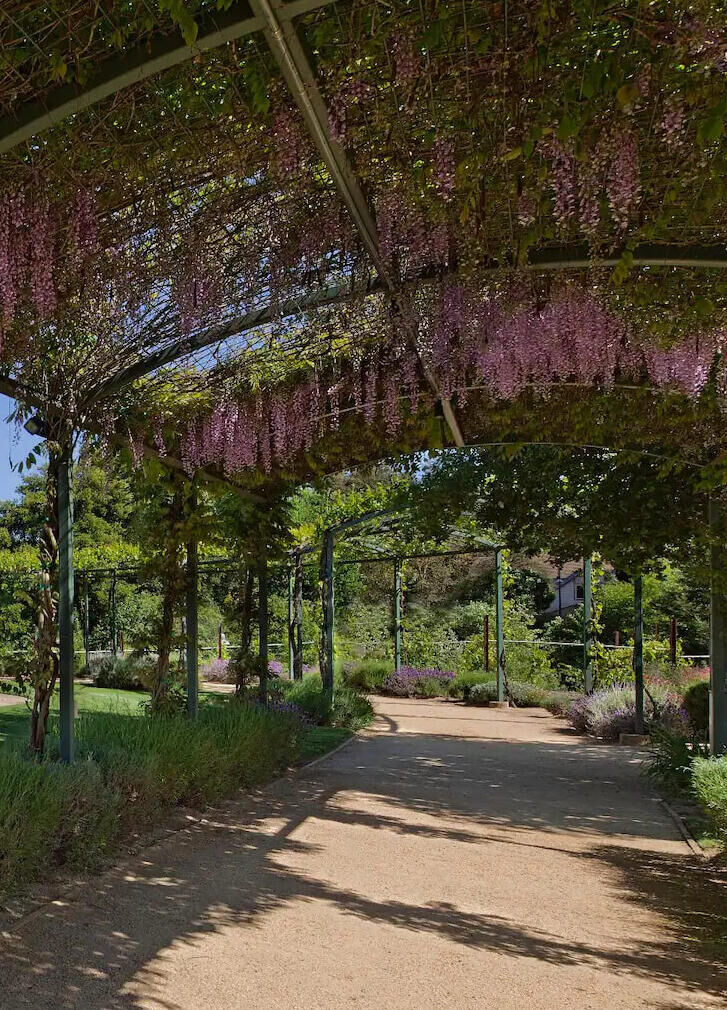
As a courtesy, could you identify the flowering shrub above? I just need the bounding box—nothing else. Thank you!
[200,658,234,684]
[382,666,456,698]
[567,683,690,741]
[268,659,284,677]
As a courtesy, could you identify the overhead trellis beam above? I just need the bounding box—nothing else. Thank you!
[528,244,727,271]
[250,0,466,448]
[0,0,337,157]
[83,242,727,410]
[83,276,384,406]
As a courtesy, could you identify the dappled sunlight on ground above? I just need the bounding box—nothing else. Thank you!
[0,700,724,1009]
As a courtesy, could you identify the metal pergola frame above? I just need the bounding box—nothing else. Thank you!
[0,0,723,760]
[69,539,662,735]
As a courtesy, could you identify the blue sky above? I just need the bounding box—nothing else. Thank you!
[0,394,41,500]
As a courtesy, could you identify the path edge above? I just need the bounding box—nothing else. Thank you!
[659,798,710,860]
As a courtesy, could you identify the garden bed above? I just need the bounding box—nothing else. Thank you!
[0,678,373,899]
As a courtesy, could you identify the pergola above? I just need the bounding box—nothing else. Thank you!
[0,1,726,756]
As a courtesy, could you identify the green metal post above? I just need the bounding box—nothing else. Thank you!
[58,446,75,764]
[709,499,727,755]
[83,575,90,669]
[583,556,593,694]
[110,571,117,657]
[483,613,490,672]
[258,553,269,704]
[293,550,304,680]
[185,489,199,720]
[287,564,295,679]
[394,559,402,673]
[634,575,645,736]
[495,549,505,703]
[321,528,335,701]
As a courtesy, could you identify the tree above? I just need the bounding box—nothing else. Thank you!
[405,445,713,577]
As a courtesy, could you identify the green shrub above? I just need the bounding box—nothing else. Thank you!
[448,671,492,700]
[645,728,709,795]
[279,674,374,730]
[683,681,709,740]
[540,690,580,717]
[467,680,548,707]
[692,756,727,840]
[331,686,374,729]
[342,659,389,693]
[0,703,300,896]
[86,654,156,692]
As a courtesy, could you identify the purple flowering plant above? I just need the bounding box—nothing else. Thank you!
[383,665,456,698]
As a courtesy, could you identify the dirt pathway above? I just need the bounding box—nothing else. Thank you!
[1,699,725,1009]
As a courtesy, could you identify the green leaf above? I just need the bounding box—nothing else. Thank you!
[616,82,639,109]
[557,115,578,140]
[698,111,724,145]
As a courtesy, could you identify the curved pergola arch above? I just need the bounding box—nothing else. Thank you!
[1,0,726,757]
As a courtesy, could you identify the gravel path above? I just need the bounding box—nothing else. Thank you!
[1,698,725,1009]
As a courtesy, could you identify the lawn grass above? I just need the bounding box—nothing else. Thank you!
[0,683,146,750]
[299,726,352,763]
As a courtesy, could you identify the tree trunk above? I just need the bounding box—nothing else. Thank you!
[293,551,304,680]
[28,460,61,756]
[234,565,255,696]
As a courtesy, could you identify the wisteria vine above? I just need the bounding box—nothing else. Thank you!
[136,284,725,478]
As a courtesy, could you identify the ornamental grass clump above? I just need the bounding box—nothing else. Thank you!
[692,757,727,841]
[278,674,374,730]
[382,666,456,698]
[466,680,551,707]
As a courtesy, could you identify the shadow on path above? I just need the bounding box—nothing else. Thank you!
[1,719,725,1008]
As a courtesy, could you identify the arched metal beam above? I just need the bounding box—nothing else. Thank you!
[527,244,727,271]
[0,0,335,157]
[83,276,383,406]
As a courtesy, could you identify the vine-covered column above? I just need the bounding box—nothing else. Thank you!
[110,571,117,657]
[287,563,294,679]
[495,548,505,704]
[185,484,199,719]
[709,499,727,755]
[583,556,593,694]
[57,443,75,764]
[320,528,335,700]
[258,551,269,704]
[393,559,403,674]
[633,576,645,736]
[293,550,304,680]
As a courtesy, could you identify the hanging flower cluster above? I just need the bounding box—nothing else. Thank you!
[328,78,373,146]
[377,191,450,276]
[141,283,725,478]
[174,346,431,477]
[549,126,638,236]
[422,284,722,401]
[0,185,98,326]
[548,127,642,238]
